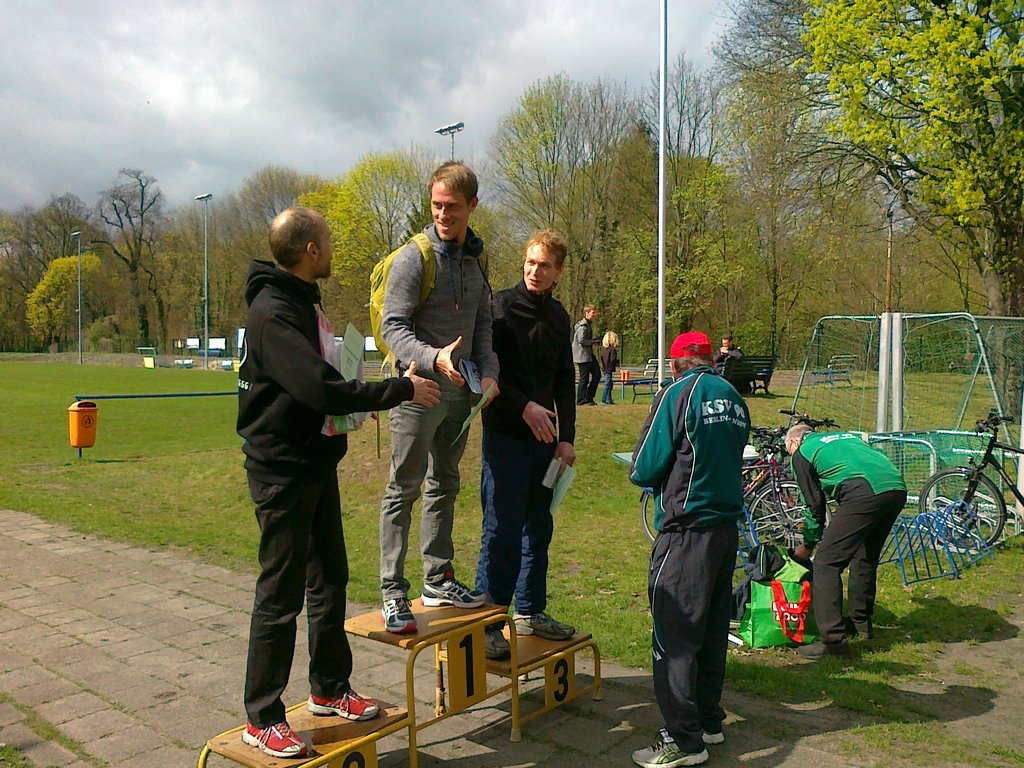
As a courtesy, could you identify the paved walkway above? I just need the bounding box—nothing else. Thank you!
[0,509,860,768]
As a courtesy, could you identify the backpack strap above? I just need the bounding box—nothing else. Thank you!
[411,232,435,308]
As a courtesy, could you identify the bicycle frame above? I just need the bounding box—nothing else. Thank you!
[975,435,1024,508]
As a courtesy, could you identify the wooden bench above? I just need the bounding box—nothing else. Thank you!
[810,354,856,386]
[626,359,669,402]
[720,355,776,395]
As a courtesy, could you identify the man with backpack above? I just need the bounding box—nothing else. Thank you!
[377,162,500,634]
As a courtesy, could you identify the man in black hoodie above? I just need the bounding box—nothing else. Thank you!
[474,229,577,660]
[236,207,439,759]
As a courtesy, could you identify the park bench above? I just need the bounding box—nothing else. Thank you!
[625,358,670,402]
[720,355,776,395]
[810,354,857,386]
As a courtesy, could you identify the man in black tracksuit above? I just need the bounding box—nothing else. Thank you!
[236,207,439,758]
[787,426,907,659]
[629,332,750,768]
[475,230,577,660]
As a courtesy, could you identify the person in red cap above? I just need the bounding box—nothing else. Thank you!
[628,330,750,768]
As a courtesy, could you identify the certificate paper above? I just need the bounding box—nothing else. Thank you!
[451,381,495,445]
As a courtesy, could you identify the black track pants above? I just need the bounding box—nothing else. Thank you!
[649,523,737,753]
[812,489,907,644]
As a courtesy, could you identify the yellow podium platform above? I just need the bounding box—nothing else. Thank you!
[486,627,602,740]
[345,600,510,768]
[346,600,602,759]
[197,700,408,768]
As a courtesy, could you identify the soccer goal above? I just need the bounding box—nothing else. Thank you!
[792,313,1024,535]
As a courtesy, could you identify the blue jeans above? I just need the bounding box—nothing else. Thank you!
[601,371,614,403]
[475,428,556,615]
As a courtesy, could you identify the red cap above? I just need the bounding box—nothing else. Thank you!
[670,331,713,358]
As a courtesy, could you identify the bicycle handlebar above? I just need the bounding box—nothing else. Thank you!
[778,409,839,429]
[976,412,1014,433]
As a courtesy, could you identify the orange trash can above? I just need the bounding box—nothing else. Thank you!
[69,401,99,449]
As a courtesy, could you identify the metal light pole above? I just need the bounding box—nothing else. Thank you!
[195,193,213,369]
[657,0,668,378]
[885,206,894,313]
[434,121,465,161]
[70,230,83,364]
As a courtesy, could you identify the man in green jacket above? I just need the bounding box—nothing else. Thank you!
[786,425,907,659]
[628,331,750,768]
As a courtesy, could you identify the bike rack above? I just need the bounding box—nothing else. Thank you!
[880,506,995,586]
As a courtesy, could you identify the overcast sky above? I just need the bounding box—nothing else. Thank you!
[0,1,729,212]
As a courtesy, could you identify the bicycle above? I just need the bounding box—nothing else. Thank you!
[918,411,1020,546]
[742,425,802,549]
[638,410,837,547]
[742,410,840,549]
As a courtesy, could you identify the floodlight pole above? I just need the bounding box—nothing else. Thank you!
[71,230,83,364]
[885,206,893,312]
[195,193,213,369]
[434,121,465,161]
[657,0,667,379]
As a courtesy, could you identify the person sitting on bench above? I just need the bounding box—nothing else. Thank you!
[714,332,744,367]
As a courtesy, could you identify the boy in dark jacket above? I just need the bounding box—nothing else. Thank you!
[629,331,750,768]
[474,229,577,660]
[237,207,439,758]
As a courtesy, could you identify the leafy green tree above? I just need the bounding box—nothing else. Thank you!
[805,0,1024,314]
[299,149,434,332]
[491,73,636,313]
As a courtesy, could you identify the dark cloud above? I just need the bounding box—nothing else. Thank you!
[0,1,724,211]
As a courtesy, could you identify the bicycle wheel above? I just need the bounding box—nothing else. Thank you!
[748,480,806,550]
[640,489,657,542]
[918,468,1007,547]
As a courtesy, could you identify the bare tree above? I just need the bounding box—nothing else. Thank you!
[95,169,166,346]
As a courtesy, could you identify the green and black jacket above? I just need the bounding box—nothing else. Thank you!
[629,366,750,532]
[791,431,907,545]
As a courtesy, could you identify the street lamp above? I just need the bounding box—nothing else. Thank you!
[70,230,83,364]
[434,121,464,161]
[195,193,213,369]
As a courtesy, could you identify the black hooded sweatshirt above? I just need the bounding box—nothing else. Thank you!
[237,260,413,484]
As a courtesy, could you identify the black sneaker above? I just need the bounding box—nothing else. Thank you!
[381,596,417,634]
[484,627,511,660]
[421,572,485,608]
[842,617,873,639]
[797,640,852,659]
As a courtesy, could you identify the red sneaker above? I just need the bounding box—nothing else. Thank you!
[242,721,307,758]
[307,690,381,721]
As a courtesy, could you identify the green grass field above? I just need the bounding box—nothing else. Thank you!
[2,360,1023,765]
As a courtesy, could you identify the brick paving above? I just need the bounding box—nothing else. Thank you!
[0,508,859,767]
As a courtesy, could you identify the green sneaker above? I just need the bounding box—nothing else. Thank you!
[632,730,708,767]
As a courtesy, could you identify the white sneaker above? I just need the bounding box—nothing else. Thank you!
[421,573,485,608]
[632,730,708,767]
